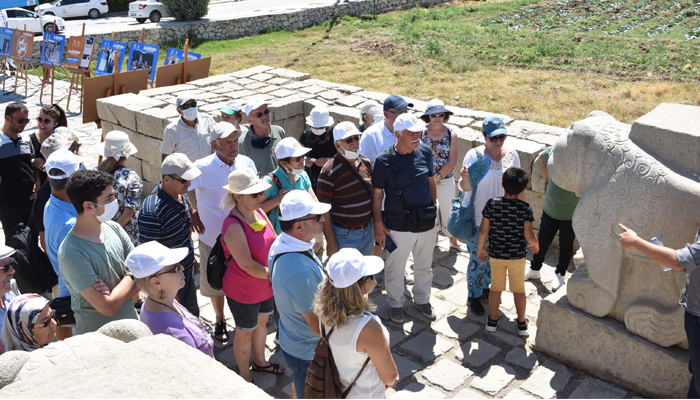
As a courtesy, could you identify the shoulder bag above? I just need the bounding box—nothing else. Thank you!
[386,146,437,233]
[447,148,483,242]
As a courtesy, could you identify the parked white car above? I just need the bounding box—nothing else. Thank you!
[35,0,108,19]
[128,0,168,23]
[1,8,66,34]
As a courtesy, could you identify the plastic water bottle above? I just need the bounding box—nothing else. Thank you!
[651,237,672,272]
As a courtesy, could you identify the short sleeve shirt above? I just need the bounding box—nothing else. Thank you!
[482,197,534,260]
[44,194,77,298]
[358,122,396,168]
[139,301,214,358]
[540,147,580,221]
[58,221,138,335]
[161,115,216,163]
[239,125,287,177]
[675,228,700,316]
[0,132,35,204]
[262,166,312,234]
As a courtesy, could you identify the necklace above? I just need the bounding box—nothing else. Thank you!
[234,206,257,225]
[149,297,183,316]
[149,298,214,345]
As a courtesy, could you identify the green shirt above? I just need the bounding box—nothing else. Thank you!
[239,125,287,177]
[263,166,312,234]
[58,221,138,335]
[540,147,580,221]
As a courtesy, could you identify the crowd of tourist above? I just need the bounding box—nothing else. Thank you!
[2,91,700,399]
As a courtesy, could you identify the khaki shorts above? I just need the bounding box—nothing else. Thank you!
[198,241,224,297]
[490,257,527,293]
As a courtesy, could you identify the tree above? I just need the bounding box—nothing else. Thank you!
[161,0,209,21]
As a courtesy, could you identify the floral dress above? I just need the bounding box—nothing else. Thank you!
[420,127,453,178]
[111,167,143,245]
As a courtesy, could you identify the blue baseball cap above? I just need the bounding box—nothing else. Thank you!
[482,116,508,137]
[383,95,413,112]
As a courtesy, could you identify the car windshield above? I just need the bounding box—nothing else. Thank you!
[50,0,61,4]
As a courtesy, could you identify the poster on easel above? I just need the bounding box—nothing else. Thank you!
[164,48,201,66]
[40,33,65,68]
[127,42,159,85]
[10,30,33,63]
[65,36,94,70]
[0,28,12,57]
[95,40,126,76]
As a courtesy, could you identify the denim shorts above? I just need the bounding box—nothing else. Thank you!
[282,349,312,399]
[225,296,274,331]
[332,221,374,256]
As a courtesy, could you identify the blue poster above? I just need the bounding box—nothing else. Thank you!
[0,28,13,58]
[95,40,126,76]
[40,33,65,67]
[163,47,201,66]
[127,42,159,84]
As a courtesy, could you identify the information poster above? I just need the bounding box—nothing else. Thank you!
[163,48,201,66]
[95,40,126,76]
[10,30,33,63]
[40,32,65,67]
[0,28,12,57]
[65,36,94,70]
[128,42,159,84]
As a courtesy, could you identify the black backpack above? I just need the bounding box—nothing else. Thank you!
[206,215,242,291]
[8,223,58,294]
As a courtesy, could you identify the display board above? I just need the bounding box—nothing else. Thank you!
[40,33,65,67]
[95,40,126,76]
[65,36,94,70]
[10,30,33,62]
[83,68,149,124]
[155,56,211,88]
[127,42,159,85]
[164,48,201,66]
[0,28,12,57]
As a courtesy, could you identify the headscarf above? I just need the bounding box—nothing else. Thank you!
[1,294,50,353]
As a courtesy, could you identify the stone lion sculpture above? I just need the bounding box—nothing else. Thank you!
[548,111,700,348]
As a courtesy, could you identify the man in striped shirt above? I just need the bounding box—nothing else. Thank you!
[317,122,375,257]
[138,154,201,316]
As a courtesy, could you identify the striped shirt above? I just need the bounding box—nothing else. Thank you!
[138,184,195,270]
[316,154,373,228]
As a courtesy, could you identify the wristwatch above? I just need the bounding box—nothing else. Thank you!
[437,172,443,180]
[125,273,135,281]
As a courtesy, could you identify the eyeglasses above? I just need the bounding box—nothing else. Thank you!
[488,135,507,142]
[155,263,182,276]
[170,175,189,184]
[430,113,445,119]
[288,156,304,163]
[358,275,375,285]
[296,215,322,223]
[0,260,13,273]
[179,101,197,110]
[36,117,55,125]
[250,191,264,199]
[253,109,270,119]
[39,310,56,328]
[386,109,407,115]
[342,135,361,144]
[11,116,30,125]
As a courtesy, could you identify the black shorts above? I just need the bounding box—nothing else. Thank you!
[49,296,75,326]
[226,296,274,331]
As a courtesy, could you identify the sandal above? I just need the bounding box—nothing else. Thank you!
[252,362,285,375]
[214,320,228,342]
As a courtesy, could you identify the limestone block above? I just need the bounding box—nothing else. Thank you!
[527,133,560,146]
[234,78,255,86]
[257,85,280,94]
[271,97,304,121]
[304,99,329,116]
[189,75,233,87]
[508,120,566,138]
[299,85,325,94]
[139,84,196,97]
[524,190,544,229]
[1,334,271,398]
[142,160,163,184]
[267,78,289,85]
[141,180,157,198]
[140,135,165,168]
[421,359,473,391]
[549,110,700,348]
[354,90,391,103]
[97,319,152,343]
[535,289,689,398]
[329,105,360,124]
[245,82,267,90]
[200,101,229,115]
[0,351,30,389]
[250,73,274,82]
[279,116,305,139]
[229,89,257,100]
[123,156,143,178]
[218,82,244,92]
[335,95,366,108]
[283,81,311,90]
[530,153,547,194]
[97,94,167,131]
[268,89,297,98]
[267,67,310,81]
[328,82,363,95]
[630,103,700,178]
[136,107,178,139]
[229,65,274,78]
[448,116,474,128]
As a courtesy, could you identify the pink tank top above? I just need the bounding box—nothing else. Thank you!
[221,209,275,304]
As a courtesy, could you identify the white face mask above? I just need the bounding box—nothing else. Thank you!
[285,164,304,176]
[92,199,119,223]
[311,127,326,136]
[181,107,198,121]
[340,146,359,160]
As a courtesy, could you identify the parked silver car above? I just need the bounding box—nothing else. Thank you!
[128,0,168,23]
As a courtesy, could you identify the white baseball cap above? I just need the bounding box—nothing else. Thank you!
[161,153,201,181]
[175,93,197,108]
[45,149,83,180]
[333,121,362,142]
[223,167,271,195]
[220,100,243,115]
[278,190,331,221]
[0,243,15,259]
[126,241,189,279]
[244,96,272,117]
[325,248,384,289]
[305,106,334,128]
[359,100,379,116]
[211,121,241,141]
[393,113,427,132]
[274,137,311,159]
[96,131,138,159]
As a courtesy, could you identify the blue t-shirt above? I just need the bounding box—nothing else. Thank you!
[269,251,324,360]
[44,194,77,298]
[263,166,312,234]
[372,143,435,232]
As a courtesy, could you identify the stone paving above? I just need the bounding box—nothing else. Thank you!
[0,76,643,399]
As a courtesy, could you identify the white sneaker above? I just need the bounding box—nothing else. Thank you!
[524,268,541,281]
[551,273,566,292]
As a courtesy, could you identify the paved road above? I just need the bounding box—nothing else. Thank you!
[61,0,342,37]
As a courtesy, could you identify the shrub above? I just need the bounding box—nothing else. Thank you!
[161,0,210,21]
[106,0,130,12]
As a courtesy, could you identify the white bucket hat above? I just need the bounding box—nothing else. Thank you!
[325,248,384,289]
[97,131,138,159]
[278,190,331,221]
[274,137,311,159]
[126,241,189,279]
[305,106,334,128]
[393,113,427,132]
[223,167,272,195]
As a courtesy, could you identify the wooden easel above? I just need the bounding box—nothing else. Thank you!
[13,25,38,97]
[66,24,90,112]
[39,22,59,104]
[176,39,191,85]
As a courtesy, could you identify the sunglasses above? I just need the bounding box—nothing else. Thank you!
[155,263,182,276]
[170,175,189,184]
[36,117,55,125]
[254,109,270,119]
[11,116,30,125]
[342,135,361,144]
[358,274,375,285]
[250,191,264,199]
[39,310,56,328]
[296,215,322,223]
[488,135,507,142]
[179,101,197,110]
[430,113,445,119]
[0,260,15,274]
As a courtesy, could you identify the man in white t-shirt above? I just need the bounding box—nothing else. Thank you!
[189,121,256,342]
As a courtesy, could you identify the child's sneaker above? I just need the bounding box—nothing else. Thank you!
[517,319,530,337]
[485,316,499,332]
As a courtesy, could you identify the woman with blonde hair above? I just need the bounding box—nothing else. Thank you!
[313,248,399,398]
